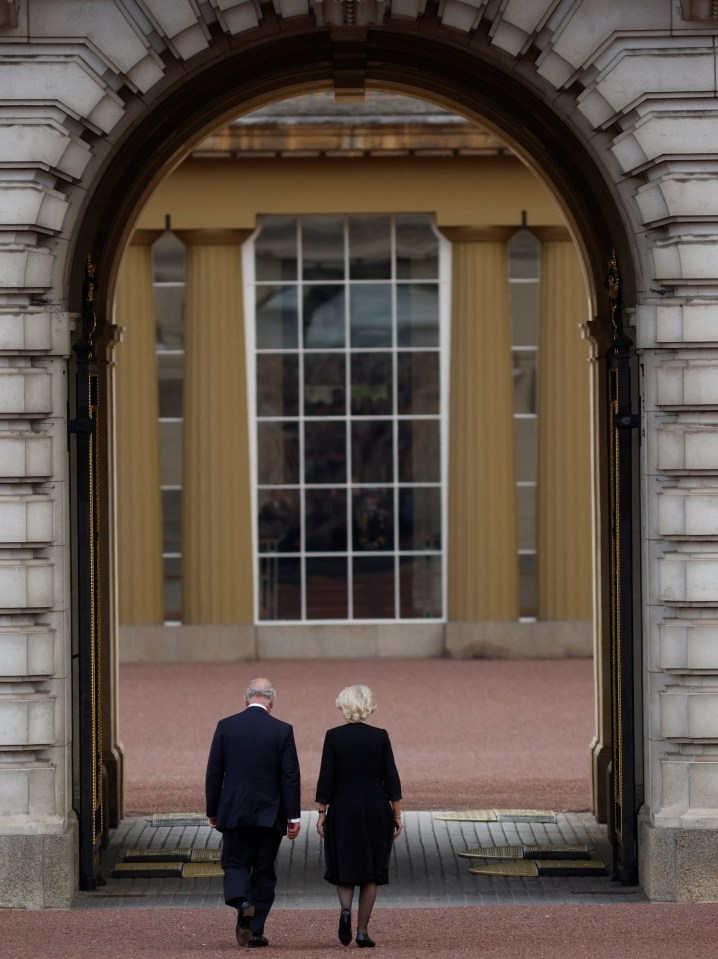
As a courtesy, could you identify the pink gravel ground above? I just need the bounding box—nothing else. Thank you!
[6,904,718,959]
[120,658,595,815]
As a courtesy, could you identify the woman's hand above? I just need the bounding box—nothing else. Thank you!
[393,816,403,839]
[316,810,326,838]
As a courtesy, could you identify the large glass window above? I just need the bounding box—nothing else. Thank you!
[508,228,540,619]
[152,229,186,622]
[250,214,446,622]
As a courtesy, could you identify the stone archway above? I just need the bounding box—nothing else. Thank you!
[2,1,717,907]
[71,18,628,894]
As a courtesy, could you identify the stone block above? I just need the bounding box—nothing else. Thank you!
[654,236,718,284]
[0,560,54,609]
[639,812,676,901]
[637,174,718,226]
[0,246,54,290]
[661,687,718,739]
[118,624,257,663]
[0,182,68,231]
[676,827,718,901]
[658,488,718,537]
[0,495,53,544]
[0,368,52,416]
[655,303,718,343]
[0,311,53,352]
[0,433,52,479]
[0,763,55,816]
[0,694,55,746]
[0,824,77,908]
[658,427,718,472]
[0,119,93,179]
[444,620,592,658]
[0,56,124,134]
[0,626,55,676]
[660,619,718,671]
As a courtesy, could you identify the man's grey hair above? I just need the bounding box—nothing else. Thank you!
[246,680,276,703]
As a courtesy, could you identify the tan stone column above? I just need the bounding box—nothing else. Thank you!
[178,230,253,624]
[443,228,519,621]
[536,235,592,619]
[114,233,164,624]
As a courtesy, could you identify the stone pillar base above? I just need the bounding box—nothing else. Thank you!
[0,818,77,908]
[639,809,718,902]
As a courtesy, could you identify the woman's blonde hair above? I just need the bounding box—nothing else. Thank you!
[336,684,377,723]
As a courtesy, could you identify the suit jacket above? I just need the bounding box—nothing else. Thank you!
[205,705,301,833]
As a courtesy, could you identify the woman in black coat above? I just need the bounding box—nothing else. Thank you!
[316,684,403,948]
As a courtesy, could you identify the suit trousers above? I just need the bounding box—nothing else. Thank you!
[221,826,284,933]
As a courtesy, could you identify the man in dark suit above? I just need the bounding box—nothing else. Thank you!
[206,677,301,948]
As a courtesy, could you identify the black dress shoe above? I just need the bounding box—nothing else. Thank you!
[338,908,352,946]
[248,934,269,948]
[356,933,376,948]
[235,901,255,947]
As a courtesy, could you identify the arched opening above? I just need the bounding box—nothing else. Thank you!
[67,21,638,889]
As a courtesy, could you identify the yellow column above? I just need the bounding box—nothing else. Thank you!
[536,236,592,619]
[114,234,164,624]
[443,228,519,621]
[179,230,254,624]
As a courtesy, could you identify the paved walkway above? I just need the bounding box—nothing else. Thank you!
[72,810,644,911]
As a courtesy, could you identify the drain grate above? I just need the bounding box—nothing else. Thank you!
[434,808,556,823]
[433,810,498,822]
[190,848,222,862]
[149,813,210,827]
[470,861,540,878]
[114,861,184,878]
[459,844,590,861]
[182,862,224,879]
[125,847,191,862]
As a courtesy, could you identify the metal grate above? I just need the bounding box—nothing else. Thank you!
[182,862,224,879]
[114,861,184,878]
[149,813,210,827]
[433,810,498,822]
[469,861,540,878]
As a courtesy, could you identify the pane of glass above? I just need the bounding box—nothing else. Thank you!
[399,487,441,550]
[304,353,345,416]
[398,420,440,482]
[516,485,536,552]
[257,422,299,484]
[400,556,442,618]
[353,488,394,552]
[159,420,182,486]
[256,354,298,417]
[397,352,439,415]
[513,349,537,414]
[351,421,393,484]
[397,283,439,347]
[350,283,392,348]
[396,215,439,280]
[153,230,186,283]
[164,556,182,622]
[507,228,540,280]
[258,489,300,553]
[304,421,346,484]
[349,215,391,279]
[305,489,347,551]
[514,417,538,484]
[352,556,394,618]
[259,556,301,620]
[157,353,183,418]
[350,353,392,415]
[509,280,541,347]
[519,552,537,619]
[255,216,297,282]
[256,284,298,349]
[306,557,348,619]
[303,284,345,348]
[302,216,345,280]
[162,488,181,554]
[154,284,185,350]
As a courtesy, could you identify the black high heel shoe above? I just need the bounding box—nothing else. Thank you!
[338,909,352,946]
[356,933,376,948]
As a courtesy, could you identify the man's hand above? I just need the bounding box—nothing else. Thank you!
[286,822,301,840]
